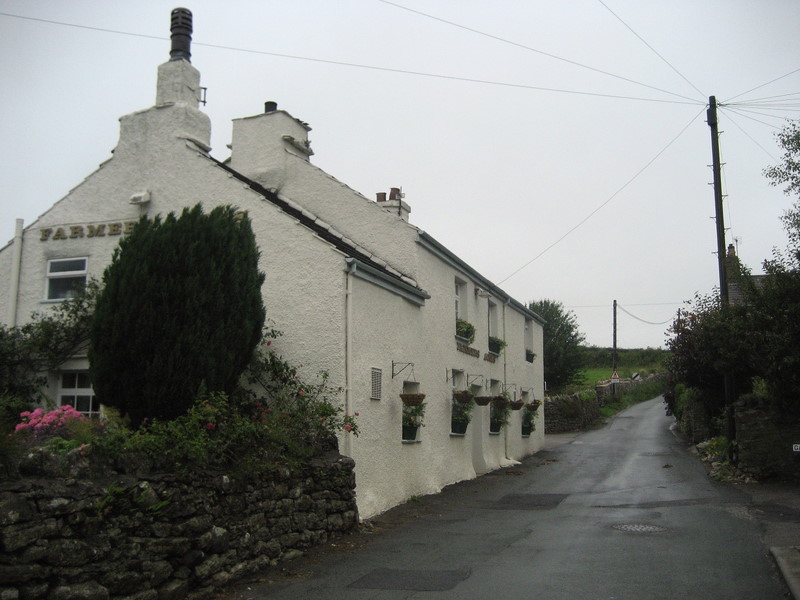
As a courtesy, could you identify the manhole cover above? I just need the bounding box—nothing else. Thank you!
[612,523,667,534]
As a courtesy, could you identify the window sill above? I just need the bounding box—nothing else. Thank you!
[401,439,422,445]
[449,432,466,438]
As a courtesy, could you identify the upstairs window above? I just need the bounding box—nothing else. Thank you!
[46,257,88,300]
[525,318,535,362]
[454,279,466,321]
[487,300,498,338]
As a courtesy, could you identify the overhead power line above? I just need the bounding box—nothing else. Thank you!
[376,0,701,103]
[596,0,705,99]
[724,67,800,103]
[617,303,674,326]
[0,11,700,106]
[496,107,706,284]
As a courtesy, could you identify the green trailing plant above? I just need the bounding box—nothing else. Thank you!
[451,396,475,425]
[488,336,506,354]
[456,319,476,343]
[522,406,537,432]
[90,204,266,426]
[490,400,511,431]
[402,402,426,428]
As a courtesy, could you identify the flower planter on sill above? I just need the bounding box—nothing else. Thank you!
[402,425,419,441]
[453,390,473,404]
[509,400,525,410]
[474,396,492,406]
[488,336,506,354]
[400,393,426,406]
[451,420,468,435]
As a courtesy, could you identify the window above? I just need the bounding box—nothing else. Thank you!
[60,371,99,418]
[370,368,382,400]
[47,257,88,300]
[525,318,535,362]
[487,300,498,338]
[454,279,466,320]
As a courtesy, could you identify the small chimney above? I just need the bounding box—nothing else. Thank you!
[169,8,193,62]
[264,101,278,113]
[376,188,411,222]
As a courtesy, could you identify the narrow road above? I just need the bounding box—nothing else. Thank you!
[225,397,788,599]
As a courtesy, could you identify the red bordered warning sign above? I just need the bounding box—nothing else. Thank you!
[611,369,621,383]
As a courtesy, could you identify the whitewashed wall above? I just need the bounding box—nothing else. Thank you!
[0,55,544,521]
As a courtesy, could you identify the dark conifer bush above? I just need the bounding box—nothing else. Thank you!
[89,204,265,425]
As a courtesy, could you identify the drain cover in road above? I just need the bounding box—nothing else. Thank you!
[348,568,469,591]
[489,493,568,510]
[612,523,668,534]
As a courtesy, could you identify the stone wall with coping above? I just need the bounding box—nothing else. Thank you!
[0,451,357,600]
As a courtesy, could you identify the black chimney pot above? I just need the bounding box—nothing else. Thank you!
[170,8,193,62]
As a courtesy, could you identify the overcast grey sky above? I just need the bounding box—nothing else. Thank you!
[1,1,798,351]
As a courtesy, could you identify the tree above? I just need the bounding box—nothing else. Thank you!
[764,119,800,200]
[89,204,265,426]
[668,118,800,426]
[528,299,585,393]
[0,282,98,433]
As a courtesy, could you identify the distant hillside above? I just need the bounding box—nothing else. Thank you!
[580,346,668,369]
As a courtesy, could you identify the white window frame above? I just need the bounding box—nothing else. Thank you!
[59,371,99,418]
[454,278,466,321]
[46,257,88,301]
[487,300,498,339]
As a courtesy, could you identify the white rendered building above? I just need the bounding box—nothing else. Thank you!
[0,9,544,519]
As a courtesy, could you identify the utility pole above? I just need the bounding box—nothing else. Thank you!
[612,299,618,372]
[707,96,729,306]
[707,95,736,450]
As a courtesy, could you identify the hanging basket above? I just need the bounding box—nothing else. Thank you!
[525,400,542,412]
[453,390,474,404]
[474,396,493,406]
[400,393,426,406]
[509,399,525,410]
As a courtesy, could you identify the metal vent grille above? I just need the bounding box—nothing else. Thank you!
[370,368,382,400]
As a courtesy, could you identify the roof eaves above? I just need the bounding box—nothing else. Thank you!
[417,230,545,324]
[206,155,426,296]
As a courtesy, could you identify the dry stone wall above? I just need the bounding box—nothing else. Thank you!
[0,451,357,600]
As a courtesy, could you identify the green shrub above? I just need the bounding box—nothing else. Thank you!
[90,204,265,426]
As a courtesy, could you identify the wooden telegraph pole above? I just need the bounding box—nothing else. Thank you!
[707,96,736,448]
[707,97,729,305]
